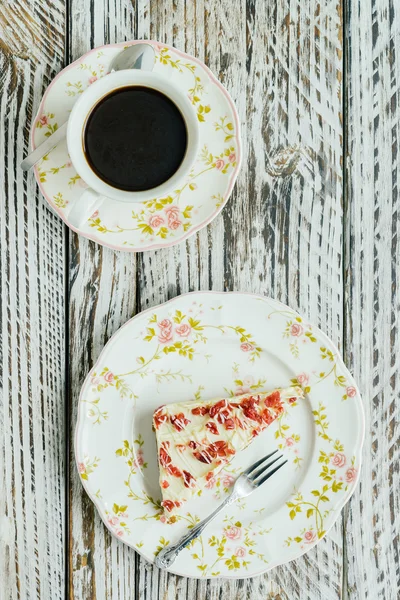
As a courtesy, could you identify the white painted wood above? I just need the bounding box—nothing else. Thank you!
[0,1,66,599]
[343,1,400,598]
[2,0,399,598]
[67,1,139,598]
[68,0,346,598]
[134,1,344,599]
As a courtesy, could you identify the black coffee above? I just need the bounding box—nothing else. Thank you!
[84,86,187,192]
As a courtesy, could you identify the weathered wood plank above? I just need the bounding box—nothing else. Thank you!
[135,1,344,599]
[343,0,400,598]
[68,0,344,598]
[67,1,139,598]
[0,1,67,599]
[5,0,400,598]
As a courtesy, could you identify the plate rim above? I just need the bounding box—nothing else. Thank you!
[31,40,242,252]
[75,291,365,578]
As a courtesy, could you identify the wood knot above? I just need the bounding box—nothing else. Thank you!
[266,145,302,178]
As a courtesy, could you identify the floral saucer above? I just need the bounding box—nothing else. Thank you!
[31,42,241,252]
[75,292,365,579]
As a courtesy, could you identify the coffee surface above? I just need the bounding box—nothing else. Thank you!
[84,86,187,192]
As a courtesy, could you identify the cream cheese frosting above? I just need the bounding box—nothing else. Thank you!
[153,386,304,514]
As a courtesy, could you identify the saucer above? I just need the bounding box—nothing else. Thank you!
[30,41,241,252]
[75,292,365,578]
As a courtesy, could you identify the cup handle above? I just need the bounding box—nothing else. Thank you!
[65,187,107,230]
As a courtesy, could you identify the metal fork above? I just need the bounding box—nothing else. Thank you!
[154,449,287,569]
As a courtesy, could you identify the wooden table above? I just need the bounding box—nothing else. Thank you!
[1,1,399,598]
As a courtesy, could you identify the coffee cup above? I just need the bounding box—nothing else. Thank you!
[66,70,199,228]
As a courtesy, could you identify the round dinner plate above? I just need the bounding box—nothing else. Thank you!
[31,41,241,252]
[75,292,364,579]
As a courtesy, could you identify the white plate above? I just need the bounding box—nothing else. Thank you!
[31,41,241,252]
[75,292,364,578]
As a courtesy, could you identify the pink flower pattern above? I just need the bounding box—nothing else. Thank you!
[104,371,114,383]
[176,324,191,337]
[165,206,180,220]
[224,526,241,540]
[134,449,144,468]
[39,115,48,126]
[345,467,357,483]
[235,547,246,557]
[165,206,179,218]
[290,323,304,337]
[169,218,182,230]
[221,474,235,488]
[158,328,173,344]
[331,453,346,468]
[205,476,216,489]
[159,318,172,331]
[149,214,165,229]
[240,342,254,352]
[235,385,250,395]
[235,375,253,396]
[296,372,309,385]
[107,506,129,538]
[304,531,316,544]
[346,386,357,398]
[164,206,182,231]
[215,158,225,170]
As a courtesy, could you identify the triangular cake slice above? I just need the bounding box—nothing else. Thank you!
[153,386,303,514]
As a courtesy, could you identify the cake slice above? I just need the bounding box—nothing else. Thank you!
[153,386,303,515]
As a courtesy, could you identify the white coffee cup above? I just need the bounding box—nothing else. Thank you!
[66,70,199,228]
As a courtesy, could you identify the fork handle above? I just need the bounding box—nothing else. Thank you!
[154,491,239,570]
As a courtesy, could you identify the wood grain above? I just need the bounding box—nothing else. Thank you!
[2,0,399,598]
[135,1,344,599]
[67,1,138,598]
[343,0,400,598]
[0,1,67,599]
[66,0,345,598]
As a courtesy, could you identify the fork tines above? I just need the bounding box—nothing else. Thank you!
[246,449,287,487]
